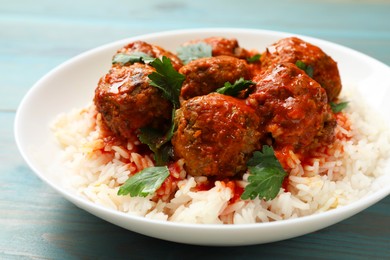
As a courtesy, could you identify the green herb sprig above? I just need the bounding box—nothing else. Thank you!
[177,42,212,64]
[112,52,155,66]
[148,56,185,108]
[118,56,185,197]
[295,60,314,78]
[247,54,261,63]
[216,77,255,97]
[141,56,184,163]
[330,101,349,113]
[241,146,287,201]
[138,109,176,166]
[117,166,170,197]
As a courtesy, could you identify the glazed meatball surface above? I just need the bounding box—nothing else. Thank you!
[179,56,250,100]
[247,62,336,152]
[115,40,183,70]
[172,93,263,178]
[260,37,342,101]
[94,63,172,139]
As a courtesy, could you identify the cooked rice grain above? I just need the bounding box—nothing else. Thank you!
[51,88,390,224]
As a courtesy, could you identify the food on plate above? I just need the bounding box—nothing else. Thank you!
[260,37,342,101]
[172,93,263,178]
[51,36,390,224]
[114,40,183,70]
[180,36,251,59]
[247,62,336,153]
[94,63,173,140]
[179,56,250,100]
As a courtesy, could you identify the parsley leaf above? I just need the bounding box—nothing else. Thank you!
[295,60,314,78]
[117,166,170,197]
[148,56,185,108]
[330,101,349,113]
[241,146,287,201]
[216,77,255,96]
[177,42,212,64]
[138,127,168,165]
[112,52,155,65]
[138,56,184,165]
[138,110,176,165]
[247,54,261,63]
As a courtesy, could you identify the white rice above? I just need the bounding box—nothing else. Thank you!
[50,86,390,224]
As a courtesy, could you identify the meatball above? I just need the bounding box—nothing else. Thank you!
[179,56,251,100]
[94,63,172,139]
[182,37,252,59]
[115,40,183,70]
[247,63,336,152]
[260,37,342,101]
[172,93,263,178]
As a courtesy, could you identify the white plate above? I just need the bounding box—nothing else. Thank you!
[14,28,390,246]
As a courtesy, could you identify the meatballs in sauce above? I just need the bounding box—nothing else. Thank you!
[247,62,336,153]
[94,63,173,140]
[260,37,342,101]
[179,55,251,101]
[172,93,263,178]
[94,36,342,179]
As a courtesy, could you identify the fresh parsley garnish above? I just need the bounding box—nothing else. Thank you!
[177,42,212,64]
[241,145,288,201]
[121,110,176,196]
[136,57,184,164]
[216,77,255,96]
[148,56,185,108]
[138,128,169,166]
[330,101,349,113]
[247,54,261,63]
[112,52,155,65]
[117,166,170,197]
[138,55,182,164]
[295,60,314,78]
[138,110,176,165]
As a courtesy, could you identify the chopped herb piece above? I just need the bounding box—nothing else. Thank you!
[148,56,185,108]
[247,54,261,63]
[241,145,288,201]
[295,60,314,78]
[216,77,255,97]
[330,101,349,113]
[163,109,177,143]
[117,166,170,197]
[137,109,176,165]
[177,42,212,64]
[112,52,155,65]
[138,127,164,150]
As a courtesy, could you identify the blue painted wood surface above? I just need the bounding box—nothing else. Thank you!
[1,0,390,258]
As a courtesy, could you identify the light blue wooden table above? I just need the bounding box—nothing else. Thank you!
[1,0,389,258]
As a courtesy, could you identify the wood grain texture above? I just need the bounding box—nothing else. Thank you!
[1,0,390,259]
